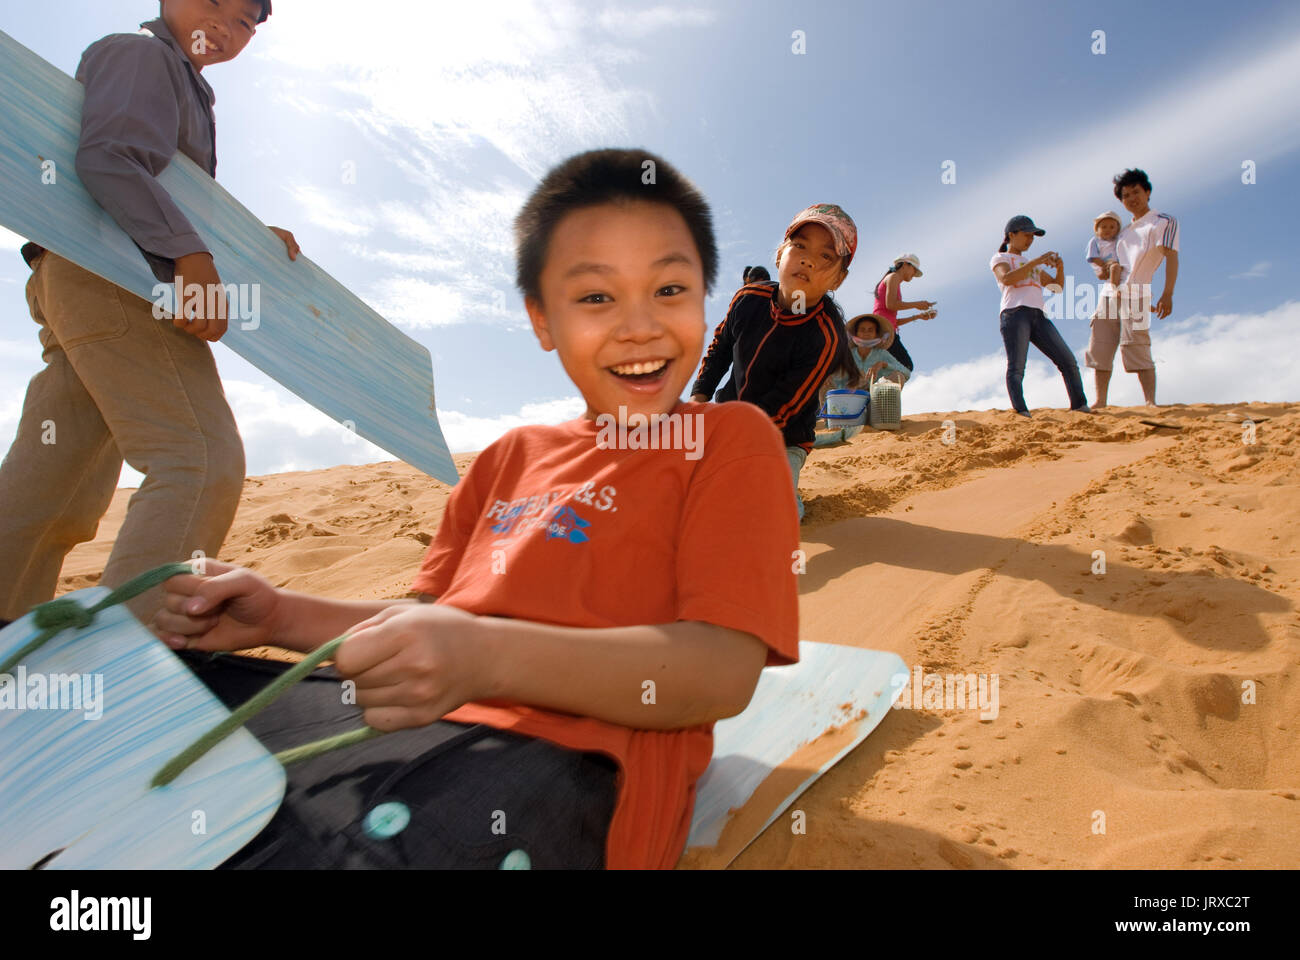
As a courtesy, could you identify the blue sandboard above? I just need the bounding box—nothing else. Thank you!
[0,588,285,869]
[0,30,458,486]
[0,597,902,868]
[684,642,906,867]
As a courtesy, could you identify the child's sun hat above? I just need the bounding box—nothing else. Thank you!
[784,204,858,266]
[847,313,888,339]
[1093,210,1123,230]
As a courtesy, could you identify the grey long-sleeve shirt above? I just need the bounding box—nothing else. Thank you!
[22,18,217,282]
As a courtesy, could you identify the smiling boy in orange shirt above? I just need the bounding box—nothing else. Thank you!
[156,149,800,869]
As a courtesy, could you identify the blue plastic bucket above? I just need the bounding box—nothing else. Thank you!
[823,389,869,421]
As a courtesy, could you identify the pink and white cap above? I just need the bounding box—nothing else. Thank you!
[784,204,858,266]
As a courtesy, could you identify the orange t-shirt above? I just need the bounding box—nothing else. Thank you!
[411,400,800,868]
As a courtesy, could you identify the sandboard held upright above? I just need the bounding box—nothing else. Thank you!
[0,29,457,485]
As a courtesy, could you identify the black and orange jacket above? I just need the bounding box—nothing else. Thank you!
[691,281,846,452]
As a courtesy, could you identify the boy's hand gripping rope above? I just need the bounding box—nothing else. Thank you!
[2,562,383,788]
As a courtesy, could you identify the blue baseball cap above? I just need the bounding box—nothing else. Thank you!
[1004,215,1045,236]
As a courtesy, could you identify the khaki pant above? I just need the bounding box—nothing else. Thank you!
[1085,286,1154,372]
[0,252,244,622]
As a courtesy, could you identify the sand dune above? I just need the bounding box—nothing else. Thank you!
[59,402,1300,868]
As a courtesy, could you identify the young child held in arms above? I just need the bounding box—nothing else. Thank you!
[1086,210,1124,285]
[1086,209,1124,322]
[155,149,800,870]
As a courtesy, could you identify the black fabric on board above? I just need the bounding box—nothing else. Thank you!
[176,650,617,869]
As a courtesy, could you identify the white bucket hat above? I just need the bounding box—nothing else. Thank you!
[893,253,923,276]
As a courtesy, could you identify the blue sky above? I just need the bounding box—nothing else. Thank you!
[2,0,1298,483]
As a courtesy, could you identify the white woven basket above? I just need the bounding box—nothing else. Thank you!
[868,375,902,430]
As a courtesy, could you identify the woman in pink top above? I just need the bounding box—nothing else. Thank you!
[873,254,936,372]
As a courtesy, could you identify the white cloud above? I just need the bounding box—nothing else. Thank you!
[1229,261,1271,280]
[903,352,1012,413]
[224,379,392,473]
[843,31,1300,304]
[362,275,470,328]
[0,337,36,357]
[257,0,655,179]
[378,184,524,266]
[438,396,586,452]
[904,300,1300,413]
[0,225,26,252]
[1134,300,1300,404]
[287,183,375,238]
[341,244,461,275]
[346,185,528,327]
[256,0,711,332]
[597,6,718,38]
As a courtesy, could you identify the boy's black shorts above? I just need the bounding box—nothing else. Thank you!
[176,651,618,869]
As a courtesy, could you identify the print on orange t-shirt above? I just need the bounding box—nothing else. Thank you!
[411,400,800,868]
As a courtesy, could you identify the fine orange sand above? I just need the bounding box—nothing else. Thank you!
[60,402,1300,868]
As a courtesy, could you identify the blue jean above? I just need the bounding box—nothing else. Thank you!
[786,446,808,520]
[999,306,1088,413]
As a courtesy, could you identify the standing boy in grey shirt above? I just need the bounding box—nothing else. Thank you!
[0,0,299,624]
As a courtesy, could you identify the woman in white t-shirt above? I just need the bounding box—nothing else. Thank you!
[988,215,1089,418]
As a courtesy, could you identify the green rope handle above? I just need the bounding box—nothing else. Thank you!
[0,561,386,787]
[152,635,388,782]
[151,633,387,786]
[272,725,384,766]
[0,561,195,675]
